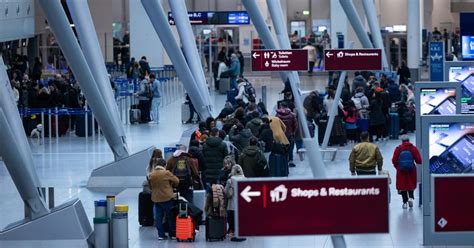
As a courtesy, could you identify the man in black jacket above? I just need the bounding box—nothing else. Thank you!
[202,128,229,187]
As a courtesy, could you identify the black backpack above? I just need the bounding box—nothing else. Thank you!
[172,157,192,189]
[244,82,256,102]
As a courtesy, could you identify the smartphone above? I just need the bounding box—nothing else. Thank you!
[430,134,474,174]
[429,97,456,115]
[461,73,474,97]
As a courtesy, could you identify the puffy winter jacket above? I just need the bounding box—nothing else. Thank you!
[229,127,254,152]
[202,137,229,184]
[238,145,267,177]
[246,118,262,136]
[276,108,298,136]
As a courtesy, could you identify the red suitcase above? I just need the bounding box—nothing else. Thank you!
[176,203,195,242]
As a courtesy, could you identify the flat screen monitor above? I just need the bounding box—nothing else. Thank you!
[428,123,474,174]
[420,88,457,115]
[462,36,474,60]
[446,65,474,113]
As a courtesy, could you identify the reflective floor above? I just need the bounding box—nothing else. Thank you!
[0,75,471,247]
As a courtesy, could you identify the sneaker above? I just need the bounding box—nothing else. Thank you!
[158,236,168,240]
[288,161,296,167]
[231,237,247,242]
[402,203,408,209]
[408,198,414,208]
[169,236,176,240]
[148,121,157,124]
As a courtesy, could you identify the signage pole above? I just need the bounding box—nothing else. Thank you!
[266,0,327,179]
[322,43,353,149]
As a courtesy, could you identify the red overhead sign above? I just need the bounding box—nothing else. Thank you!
[235,177,389,237]
[251,49,308,71]
[434,176,474,232]
[324,49,382,71]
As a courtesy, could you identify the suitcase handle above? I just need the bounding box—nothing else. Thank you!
[179,202,188,217]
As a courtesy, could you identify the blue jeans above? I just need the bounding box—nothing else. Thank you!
[154,200,175,237]
[230,76,238,89]
[151,97,160,122]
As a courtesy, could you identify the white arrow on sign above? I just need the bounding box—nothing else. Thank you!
[253,52,260,59]
[240,185,261,203]
[326,51,333,58]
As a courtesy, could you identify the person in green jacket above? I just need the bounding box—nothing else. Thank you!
[238,137,268,177]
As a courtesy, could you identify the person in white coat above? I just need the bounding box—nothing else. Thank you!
[303,42,317,73]
[234,79,248,105]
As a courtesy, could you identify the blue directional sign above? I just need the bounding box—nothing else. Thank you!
[430,42,445,81]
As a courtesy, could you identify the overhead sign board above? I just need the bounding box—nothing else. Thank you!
[251,49,308,71]
[434,175,474,232]
[234,177,389,237]
[168,11,250,25]
[324,49,382,71]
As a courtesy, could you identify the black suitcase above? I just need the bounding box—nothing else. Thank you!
[138,192,154,226]
[205,215,226,241]
[269,153,289,177]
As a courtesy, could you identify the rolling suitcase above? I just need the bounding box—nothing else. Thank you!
[269,153,289,177]
[193,190,206,224]
[219,78,231,94]
[130,105,141,124]
[138,192,154,226]
[205,215,226,241]
[389,113,400,139]
[181,103,191,124]
[176,203,196,242]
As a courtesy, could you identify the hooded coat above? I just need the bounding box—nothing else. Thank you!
[229,127,254,152]
[392,141,422,190]
[246,117,262,137]
[276,108,298,136]
[202,137,229,183]
[238,145,267,178]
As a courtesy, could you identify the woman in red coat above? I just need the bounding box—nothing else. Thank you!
[391,135,422,209]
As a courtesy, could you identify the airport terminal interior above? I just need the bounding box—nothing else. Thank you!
[1,0,474,247]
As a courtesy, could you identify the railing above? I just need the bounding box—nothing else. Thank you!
[114,65,184,124]
[19,107,98,143]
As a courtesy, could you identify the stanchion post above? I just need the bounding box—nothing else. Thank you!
[92,113,96,140]
[48,109,52,141]
[41,111,45,143]
[55,107,59,141]
[85,109,89,138]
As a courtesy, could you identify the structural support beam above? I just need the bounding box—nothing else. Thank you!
[38,0,129,160]
[141,0,212,119]
[241,0,287,83]
[66,0,128,144]
[168,0,213,114]
[322,42,353,149]
[266,0,327,180]
[362,0,389,70]
[339,0,373,49]
[0,57,49,219]
[407,0,421,80]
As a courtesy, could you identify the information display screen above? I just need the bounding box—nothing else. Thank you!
[420,88,457,115]
[462,36,474,60]
[447,67,474,114]
[168,11,250,25]
[428,123,474,174]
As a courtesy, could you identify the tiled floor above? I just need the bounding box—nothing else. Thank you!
[0,75,472,247]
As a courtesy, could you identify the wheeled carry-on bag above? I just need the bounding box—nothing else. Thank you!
[389,113,400,139]
[176,202,195,242]
[219,78,231,94]
[130,105,141,124]
[269,152,289,177]
[138,192,154,226]
[205,215,226,241]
